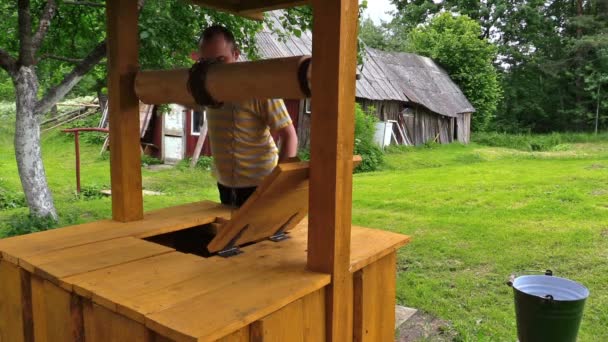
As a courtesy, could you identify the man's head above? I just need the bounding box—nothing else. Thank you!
[198,25,240,63]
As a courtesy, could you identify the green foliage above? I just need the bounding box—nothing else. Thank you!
[0,188,26,210]
[195,156,214,171]
[141,155,163,167]
[473,132,608,151]
[63,113,106,145]
[3,214,59,237]
[75,184,106,201]
[405,13,502,131]
[354,104,384,172]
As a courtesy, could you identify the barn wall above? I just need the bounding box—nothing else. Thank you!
[357,99,403,121]
[409,107,455,145]
[456,112,471,144]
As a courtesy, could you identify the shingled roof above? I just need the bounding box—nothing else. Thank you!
[252,13,475,117]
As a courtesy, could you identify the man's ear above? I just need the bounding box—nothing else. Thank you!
[233,49,241,61]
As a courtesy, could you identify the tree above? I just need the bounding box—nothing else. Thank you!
[405,13,502,130]
[0,0,308,221]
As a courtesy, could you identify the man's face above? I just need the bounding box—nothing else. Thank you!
[199,35,239,64]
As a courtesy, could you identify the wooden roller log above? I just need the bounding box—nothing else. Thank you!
[135,56,312,108]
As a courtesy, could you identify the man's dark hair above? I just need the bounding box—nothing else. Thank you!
[199,25,237,51]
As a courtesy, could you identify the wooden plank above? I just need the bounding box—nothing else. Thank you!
[144,264,329,342]
[250,298,304,342]
[216,327,250,342]
[106,0,143,222]
[21,237,174,290]
[30,278,84,342]
[349,227,410,272]
[353,253,397,342]
[208,162,310,253]
[307,0,360,341]
[30,276,48,342]
[0,260,32,342]
[301,288,326,341]
[69,229,311,323]
[0,201,229,265]
[84,301,151,342]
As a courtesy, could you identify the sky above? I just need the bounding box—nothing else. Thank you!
[363,0,396,24]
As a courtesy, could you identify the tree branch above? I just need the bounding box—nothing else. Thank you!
[0,48,18,76]
[63,1,105,8]
[39,53,84,63]
[36,41,106,115]
[32,0,58,54]
[18,0,36,66]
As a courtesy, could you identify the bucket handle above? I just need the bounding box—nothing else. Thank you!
[506,269,553,287]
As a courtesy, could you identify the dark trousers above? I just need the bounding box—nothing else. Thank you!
[217,183,257,207]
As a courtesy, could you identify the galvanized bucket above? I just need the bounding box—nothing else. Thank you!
[510,271,589,342]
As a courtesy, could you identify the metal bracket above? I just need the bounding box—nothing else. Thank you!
[216,225,248,258]
[269,231,290,242]
[218,246,243,258]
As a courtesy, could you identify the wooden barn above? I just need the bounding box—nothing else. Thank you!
[143,15,475,163]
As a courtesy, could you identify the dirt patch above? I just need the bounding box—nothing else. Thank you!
[590,189,608,196]
[601,229,608,239]
[586,164,607,170]
[396,311,458,342]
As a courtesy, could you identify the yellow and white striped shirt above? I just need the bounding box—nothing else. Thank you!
[206,99,292,188]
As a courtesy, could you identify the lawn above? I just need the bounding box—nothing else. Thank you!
[1,108,607,340]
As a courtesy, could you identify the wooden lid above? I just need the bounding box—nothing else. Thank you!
[208,161,310,253]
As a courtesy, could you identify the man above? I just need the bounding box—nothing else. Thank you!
[198,25,298,207]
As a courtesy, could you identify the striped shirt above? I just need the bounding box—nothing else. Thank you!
[206,99,292,188]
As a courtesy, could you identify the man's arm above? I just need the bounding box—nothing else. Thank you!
[275,123,298,162]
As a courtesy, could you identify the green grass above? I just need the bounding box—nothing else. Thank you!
[1,109,607,340]
[356,143,608,341]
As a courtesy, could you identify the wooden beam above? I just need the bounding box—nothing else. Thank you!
[307,0,359,341]
[237,0,308,13]
[106,0,143,222]
[188,0,265,20]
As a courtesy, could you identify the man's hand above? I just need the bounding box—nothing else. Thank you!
[275,124,298,163]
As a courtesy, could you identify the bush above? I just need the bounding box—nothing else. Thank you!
[64,112,106,145]
[4,214,59,237]
[141,155,163,167]
[75,184,107,201]
[0,188,26,210]
[354,104,383,172]
[195,156,214,171]
[472,132,608,151]
[296,104,384,172]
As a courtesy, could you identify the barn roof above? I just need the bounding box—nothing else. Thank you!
[251,13,475,117]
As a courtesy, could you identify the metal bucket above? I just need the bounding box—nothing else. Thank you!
[510,271,589,342]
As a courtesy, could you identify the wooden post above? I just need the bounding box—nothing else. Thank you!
[106,0,143,222]
[307,0,359,341]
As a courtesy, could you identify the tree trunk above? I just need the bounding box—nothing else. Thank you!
[14,66,58,220]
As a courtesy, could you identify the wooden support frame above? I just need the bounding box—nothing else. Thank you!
[307,0,360,341]
[106,0,144,222]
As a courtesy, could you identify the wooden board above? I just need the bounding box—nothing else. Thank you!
[31,277,84,341]
[144,265,329,342]
[250,288,324,342]
[0,260,31,342]
[207,162,310,253]
[0,201,229,265]
[217,327,250,342]
[307,0,360,341]
[20,237,174,290]
[84,301,151,342]
[106,0,143,222]
[353,252,397,342]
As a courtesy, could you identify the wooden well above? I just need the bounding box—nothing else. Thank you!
[0,1,410,341]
